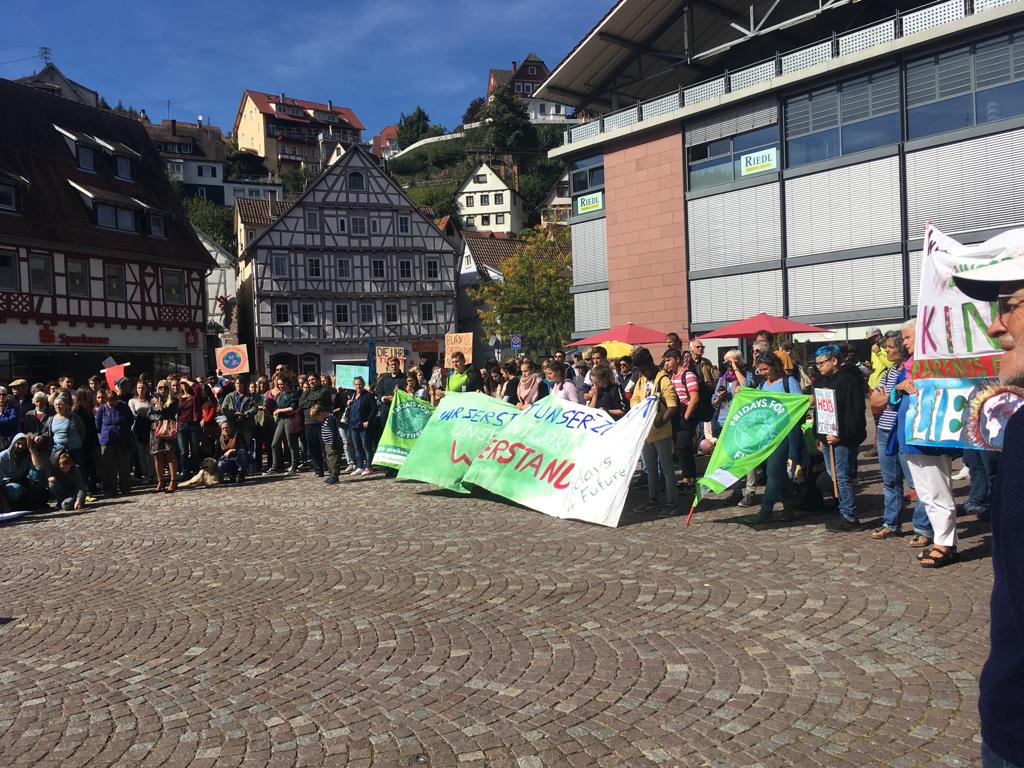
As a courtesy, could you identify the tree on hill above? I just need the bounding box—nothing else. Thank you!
[473,86,537,154]
[397,106,445,149]
[281,166,319,198]
[225,136,270,180]
[182,194,236,255]
[462,97,486,125]
[468,227,573,357]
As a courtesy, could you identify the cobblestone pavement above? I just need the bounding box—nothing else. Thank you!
[0,458,990,768]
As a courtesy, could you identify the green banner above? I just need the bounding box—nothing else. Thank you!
[397,392,520,492]
[693,388,810,509]
[372,389,435,470]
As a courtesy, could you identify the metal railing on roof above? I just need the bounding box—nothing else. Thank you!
[563,0,1018,146]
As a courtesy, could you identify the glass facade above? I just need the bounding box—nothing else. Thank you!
[570,154,604,217]
[688,124,779,191]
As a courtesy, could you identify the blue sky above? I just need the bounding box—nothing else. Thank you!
[2,0,607,138]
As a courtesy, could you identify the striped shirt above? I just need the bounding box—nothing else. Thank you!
[320,413,340,447]
[876,366,901,433]
[670,369,699,405]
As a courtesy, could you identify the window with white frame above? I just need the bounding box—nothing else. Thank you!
[305,210,320,231]
[336,256,352,279]
[425,259,439,280]
[351,216,367,235]
[480,194,490,206]
[481,214,491,226]
[494,192,504,205]
[149,214,165,238]
[272,253,289,278]
[162,269,185,305]
[359,303,374,324]
[300,303,316,324]
[474,174,486,183]
[399,259,412,279]
[528,65,536,75]
[67,259,90,297]
[398,215,410,235]
[372,259,386,279]
[29,253,52,293]
[334,303,350,324]
[524,83,533,94]
[420,302,434,322]
[274,303,289,324]
[104,263,125,300]
[384,303,399,324]
[496,213,505,225]
[77,145,95,172]
[308,255,322,279]
[465,195,474,207]
[336,216,347,234]
[0,248,18,291]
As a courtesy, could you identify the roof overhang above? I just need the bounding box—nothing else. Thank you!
[536,0,864,113]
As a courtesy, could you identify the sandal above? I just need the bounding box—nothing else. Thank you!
[908,534,932,548]
[871,526,899,539]
[919,546,959,568]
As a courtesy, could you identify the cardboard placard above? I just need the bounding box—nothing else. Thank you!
[216,344,250,375]
[813,388,838,437]
[334,363,371,390]
[445,332,473,365]
[375,346,406,374]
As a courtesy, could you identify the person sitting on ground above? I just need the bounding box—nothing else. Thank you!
[177,457,222,489]
[216,418,249,483]
[48,448,87,511]
[0,432,50,512]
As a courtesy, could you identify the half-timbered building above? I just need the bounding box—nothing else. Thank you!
[237,145,457,375]
[0,78,214,383]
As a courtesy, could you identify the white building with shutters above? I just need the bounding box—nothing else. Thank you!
[540,0,1024,351]
[455,162,527,235]
[236,145,457,375]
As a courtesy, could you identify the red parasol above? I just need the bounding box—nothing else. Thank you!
[566,322,667,348]
[696,313,829,340]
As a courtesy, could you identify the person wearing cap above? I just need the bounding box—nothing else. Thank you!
[952,256,1024,768]
[865,328,894,390]
[114,375,132,404]
[8,379,30,424]
[0,386,20,449]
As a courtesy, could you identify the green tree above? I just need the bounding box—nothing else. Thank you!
[183,195,236,255]
[468,227,572,356]
[405,183,461,224]
[474,86,537,154]
[397,106,439,149]
[462,96,486,125]
[280,166,318,197]
[224,136,269,180]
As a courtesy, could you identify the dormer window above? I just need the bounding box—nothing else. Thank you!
[77,145,95,172]
[115,155,134,181]
[150,213,165,238]
[96,203,137,232]
[0,183,17,212]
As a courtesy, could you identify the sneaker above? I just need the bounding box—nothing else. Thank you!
[954,465,971,481]
[324,476,338,485]
[737,493,756,507]
[361,468,373,477]
[262,468,277,476]
[827,516,864,532]
[287,467,300,474]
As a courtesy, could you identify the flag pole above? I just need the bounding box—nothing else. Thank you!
[685,501,697,526]
[829,443,839,499]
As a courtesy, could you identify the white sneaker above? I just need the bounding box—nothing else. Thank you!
[361,468,373,477]
[954,465,970,481]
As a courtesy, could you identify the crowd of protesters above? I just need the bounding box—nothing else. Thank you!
[0,326,998,573]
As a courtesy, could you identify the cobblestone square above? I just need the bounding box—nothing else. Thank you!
[0,463,989,767]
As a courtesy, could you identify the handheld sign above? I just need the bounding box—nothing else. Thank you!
[335,363,371,390]
[216,345,250,375]
[445,332,474,365]
[814,388,839,437]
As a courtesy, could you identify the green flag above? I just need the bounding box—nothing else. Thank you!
[397,392,520,493]
[689,388,810,519]
[372,389,434,470]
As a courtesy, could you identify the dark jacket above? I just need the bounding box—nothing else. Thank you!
[980,408,1024,764]
[95,401,134,447]
[375,373,405,402]
[298,386,331,417]
[813,366,867,446]
[348,391,377,432]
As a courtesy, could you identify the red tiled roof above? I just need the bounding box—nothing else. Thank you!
[434,215,451,232]
[144,119,227,162]
[235,196,282,226]
[463,230,527,276]
[370,125,398,157]
[0,78,213,268]
[243,90,364,131]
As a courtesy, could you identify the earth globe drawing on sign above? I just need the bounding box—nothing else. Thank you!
[722,406,784,456]
[392,400,433,440]
[222,350,244,370]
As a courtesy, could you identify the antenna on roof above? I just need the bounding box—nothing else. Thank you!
[38,46,52,65]
[165,99,171,120]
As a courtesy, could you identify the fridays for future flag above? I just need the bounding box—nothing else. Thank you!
[372,389,434,470]
[691,388,810,515]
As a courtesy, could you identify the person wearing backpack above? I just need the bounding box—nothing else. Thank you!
[630,347,679,514]
[662,348,704,493]
[748,351,802,523]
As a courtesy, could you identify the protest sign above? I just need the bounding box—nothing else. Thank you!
[375,345,406,374]
[907,224,1024,449]
[689,389,810,521]
[813,388,838,437]
[444,332,473,365]
[398,392,519,492]
[334,363,371,390]
[372,389,434,469]
[461,395,658,527]
[216,345,250,375]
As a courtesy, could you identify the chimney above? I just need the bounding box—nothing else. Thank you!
[512,60,518,73]
[280,92,286,105]
[328,99,333,112]
[138,108,149,124]
[170,119,177,136]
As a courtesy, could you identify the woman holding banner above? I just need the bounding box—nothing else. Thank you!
[749,352,800,523]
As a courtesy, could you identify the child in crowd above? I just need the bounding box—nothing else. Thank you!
[310,405,345,485]
[48,449,87,511]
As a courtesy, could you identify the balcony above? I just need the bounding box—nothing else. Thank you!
[268,127,317,143]
[561,0,1017,147]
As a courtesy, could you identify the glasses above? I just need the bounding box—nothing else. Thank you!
[997,293,1024,322]
[692,345,704,350]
